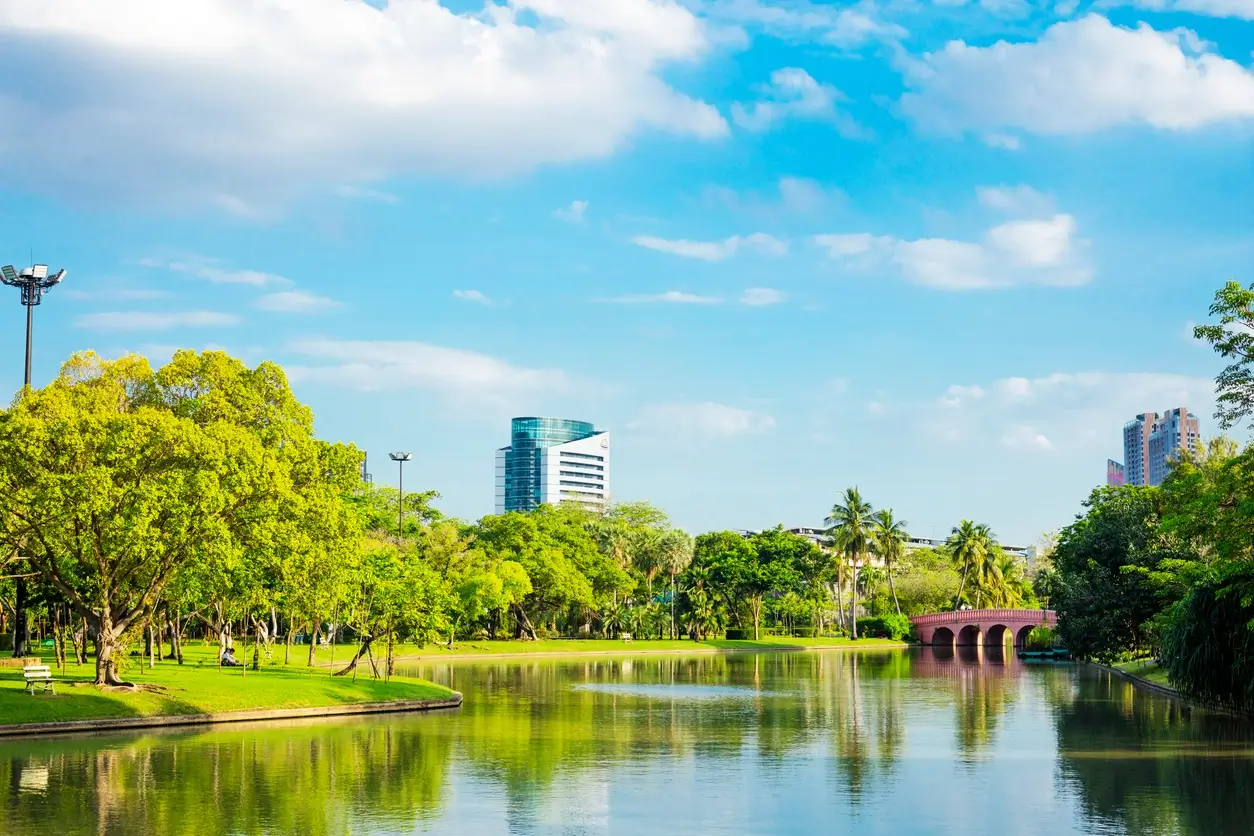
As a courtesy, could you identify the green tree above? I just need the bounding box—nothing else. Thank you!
[1051,486,1185,662]
[827,488,875,639]
[947,520,986,612]
[1193,280,1254,429]
[872,509,908,616]
[654,528,694,639]
[0,351,361,685]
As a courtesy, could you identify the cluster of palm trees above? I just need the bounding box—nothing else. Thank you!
[825,488,1033,636]
[947,519,1033,610]
[825,488,910,639]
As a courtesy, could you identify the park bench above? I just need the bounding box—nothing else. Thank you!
[23,665,56,695]
[620,633,632,643]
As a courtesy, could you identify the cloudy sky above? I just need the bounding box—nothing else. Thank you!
[0,0,1246,543]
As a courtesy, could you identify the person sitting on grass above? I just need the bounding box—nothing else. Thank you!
[221,647,242,667]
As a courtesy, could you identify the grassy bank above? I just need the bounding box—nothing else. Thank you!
[0,644,454,727]
[1113,658,1172,688]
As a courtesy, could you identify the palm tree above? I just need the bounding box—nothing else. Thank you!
[827,488,875,639]
[655,529,694,639]
[948,520,987,611]
[971,525,1002,608]
[872,509,908,616]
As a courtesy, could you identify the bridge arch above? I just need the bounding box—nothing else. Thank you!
[985,624,1011,647]
[908,609,1058,648]
[1015,624,1036,648]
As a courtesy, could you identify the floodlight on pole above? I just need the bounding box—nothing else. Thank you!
[2,260,67,660]
[388,453,413,537]
[2,262,67,387]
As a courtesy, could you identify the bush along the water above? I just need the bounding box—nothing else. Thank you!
[856,614,913,641]
[1024,626,1057,651]
[1160,564,1254,713]
[724,628,752,640]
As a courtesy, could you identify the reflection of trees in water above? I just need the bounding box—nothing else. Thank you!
[1055,669,1254,836]
[910,645,1020,757]
[0,718,452,836]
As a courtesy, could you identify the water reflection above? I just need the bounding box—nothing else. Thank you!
[1,647,1250,835]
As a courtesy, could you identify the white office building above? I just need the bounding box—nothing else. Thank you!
[494,417,610,514]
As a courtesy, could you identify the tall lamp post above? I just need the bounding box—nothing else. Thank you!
[388,452,412,537]
[2,262,68,658]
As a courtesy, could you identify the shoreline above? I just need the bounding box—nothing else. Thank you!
[384,640,910,665]
[1091,662,1247,719]
[0,693,463,739]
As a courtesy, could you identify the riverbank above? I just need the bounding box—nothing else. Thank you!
[0,657,457,733]
[1098,658,1248,718]
[378,636,908,663]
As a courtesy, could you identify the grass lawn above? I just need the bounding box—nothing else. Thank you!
[0,642,454,727]
[1114,658,1173,688]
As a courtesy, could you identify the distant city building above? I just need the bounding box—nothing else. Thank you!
[360,452,372,484]
[1123,412,1158,486]
[494,417,610,513]
[1106,459,1125,487]
[1147,407,1200,486]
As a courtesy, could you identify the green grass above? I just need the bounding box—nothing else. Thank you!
[0,642,454,727]
[1114,658,1172,688]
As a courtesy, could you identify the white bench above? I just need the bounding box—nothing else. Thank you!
[620,633,633,643]
[23,665,56,695]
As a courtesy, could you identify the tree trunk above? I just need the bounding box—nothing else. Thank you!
[750,596,762,641]
[850,556,859,640]
[73,617,87,665]
[955,565,970,611]
[308,617,320,667]
[334,634,375,676]
[512,603,537,641]
[92,622,130,686]
[888,562,902,616]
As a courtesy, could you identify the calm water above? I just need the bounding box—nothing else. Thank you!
[3,647,1252,835]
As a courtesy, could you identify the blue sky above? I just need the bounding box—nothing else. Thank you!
[0,0,1249,544]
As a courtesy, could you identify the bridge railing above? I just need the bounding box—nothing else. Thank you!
[908,609,1055,627]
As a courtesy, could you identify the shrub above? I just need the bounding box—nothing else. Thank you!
[724,628,752,640]
[790,626,818,638]
[1024,626,1057,651]
[856,614,913,641]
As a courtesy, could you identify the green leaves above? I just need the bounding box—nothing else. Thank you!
[1195,280,1254,429]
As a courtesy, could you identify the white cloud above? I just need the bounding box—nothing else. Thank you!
[982,132,1022,150]
[285,339,570,404]
[605,290,722,303]
[60,286,171,302]
[334,184,400,204]
[732,67,863,135]
[701,0,907,47]
[1001,425,1054,450]
[740,287,784,306]
[632,232,787,261]
[76,311,241,331]
[900,15,1254,136]
[553,200,590,222]
[927,370,1215,453]
[628,402,775,436]
[976,184,1054,216]
[1131,0,1254,19]
[815,213,1092,290]
[940,384,985,407]
[453,289,494,305]
[255,290,341,313]
[704,176,843,215]
[0,0,726,209]
[140,257,294,288]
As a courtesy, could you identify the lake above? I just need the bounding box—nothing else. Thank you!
[2,647,1251,835]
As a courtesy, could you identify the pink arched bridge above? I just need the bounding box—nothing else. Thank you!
[909,608,1056,647]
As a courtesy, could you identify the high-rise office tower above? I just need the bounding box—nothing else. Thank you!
[1106,460,1125,487]
[495,417,610,514]
[1147,407,1200,486]
[1122,412,1158,486]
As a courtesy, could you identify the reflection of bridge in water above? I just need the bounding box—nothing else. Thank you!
[909,608,1056,648]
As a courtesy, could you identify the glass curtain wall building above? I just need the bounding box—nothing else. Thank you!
[495,417,610,513]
